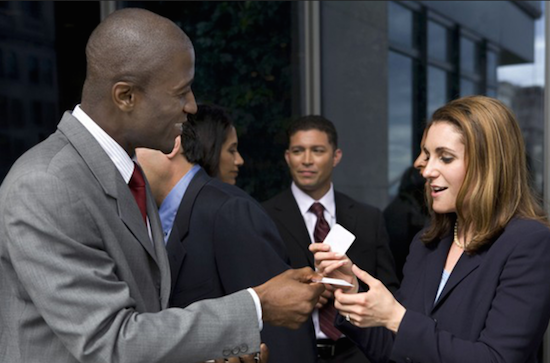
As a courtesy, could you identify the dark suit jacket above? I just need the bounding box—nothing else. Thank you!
[263,188,399,293]
[337,218,550,363]
[166,169,316,363]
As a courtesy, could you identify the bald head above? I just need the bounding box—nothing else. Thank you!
[82,8,193,105]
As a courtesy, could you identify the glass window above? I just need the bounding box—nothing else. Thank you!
[460,78,478,97]
[21,2,43,20]
[0,49,3,78]
[428,66,448,118]
[32,100,42,125]
[388,51,413,198]
[428,21,449,62]
[42,59,53,86]
[0,96,8,127]
[6,51,19,80]
[460,36,480,74]
[389,2,417,50]
[10,99,24,128]
[28,56,40,84]
[486,50,498,85]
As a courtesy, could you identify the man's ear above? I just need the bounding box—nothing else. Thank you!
[112,82,136,112]
[166,136,182,160]
[284,149,291,167]
[333,148,343,167]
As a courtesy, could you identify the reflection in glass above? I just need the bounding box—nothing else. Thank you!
[11,99,24,128]
[0,49,3,78]
[460,36,479,74]
[0,96,7,127]
[428,21,448,62]
[388,51,413,198]
[42,59,53,85]
[28,56,39,84]
[460,78,478,97]
[427,66,448,118]
[486,50,498,84]
[7,52,19,80]
[389,2,416,50]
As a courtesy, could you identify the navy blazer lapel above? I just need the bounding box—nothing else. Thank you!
[274,189,314,266]
[423,235,452,315]
[57,112,158,261]
[433,247,483,311]
[165,168,210,293]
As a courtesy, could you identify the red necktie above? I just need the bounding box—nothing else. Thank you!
[129,162,147,225]
[310,202,342,341]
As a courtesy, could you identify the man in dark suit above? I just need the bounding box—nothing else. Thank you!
[137,122,316,363]
[263,115,399,363]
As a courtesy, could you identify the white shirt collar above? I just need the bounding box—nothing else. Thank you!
[72,105,135,183]
[290,182,335,219]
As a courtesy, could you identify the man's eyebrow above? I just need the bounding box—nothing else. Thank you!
[174,78,194,91]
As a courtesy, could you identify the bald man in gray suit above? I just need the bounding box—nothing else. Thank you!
[0,8,323,363]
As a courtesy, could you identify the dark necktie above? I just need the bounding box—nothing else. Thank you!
[309,202,342,341]
[129,162,147,225]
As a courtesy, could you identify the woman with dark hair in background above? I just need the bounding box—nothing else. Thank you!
[311,95,550,363]
[188,104,244,185]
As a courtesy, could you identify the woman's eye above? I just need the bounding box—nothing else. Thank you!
[441,156,453,164]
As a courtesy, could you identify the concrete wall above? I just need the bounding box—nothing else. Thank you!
[320,1,389,209]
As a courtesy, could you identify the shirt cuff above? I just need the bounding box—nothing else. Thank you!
[247,288,263,331]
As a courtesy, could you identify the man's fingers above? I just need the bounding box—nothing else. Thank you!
[259,342,269,362]
[292,266,323,283]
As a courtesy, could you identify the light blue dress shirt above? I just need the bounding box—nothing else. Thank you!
[158,164,200,243]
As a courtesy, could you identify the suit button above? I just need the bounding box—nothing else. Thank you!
[232,347,241,355]
[405,358,412,363]
[240,344,248,353]
[222,348,231,357]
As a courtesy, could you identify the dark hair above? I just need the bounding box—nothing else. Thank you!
[186,104,234,178]
[287,115,338,149]
[180,121,201,164]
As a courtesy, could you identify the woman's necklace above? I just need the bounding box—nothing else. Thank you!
[453,220,465,249]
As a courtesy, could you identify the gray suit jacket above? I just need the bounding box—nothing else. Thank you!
[0,112,260,363]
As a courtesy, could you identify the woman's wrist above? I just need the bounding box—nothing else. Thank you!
[386,303,406,333]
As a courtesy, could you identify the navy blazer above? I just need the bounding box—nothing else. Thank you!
[166,169,316,363]
[337,218,550,363]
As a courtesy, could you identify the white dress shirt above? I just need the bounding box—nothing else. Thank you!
[291,182,342,340]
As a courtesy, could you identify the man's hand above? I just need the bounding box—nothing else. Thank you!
[253,267,324,329]
[315,286,335,309]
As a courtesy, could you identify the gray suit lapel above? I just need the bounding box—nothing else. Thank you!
[57,112,159,262]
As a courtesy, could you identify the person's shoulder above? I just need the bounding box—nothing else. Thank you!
[200,178,258,205]
[4,130,73,183]
[502,217,550,239]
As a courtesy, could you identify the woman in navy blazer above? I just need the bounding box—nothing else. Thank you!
[312,95,550,363]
